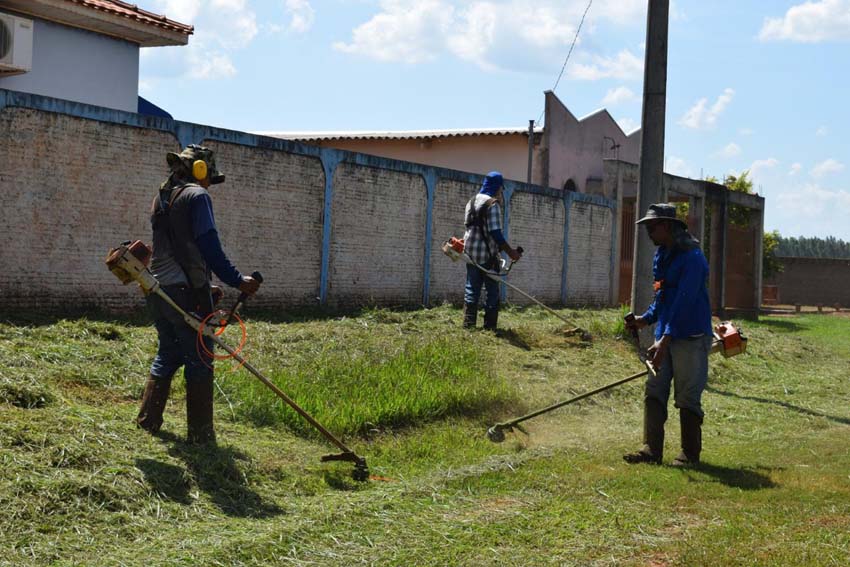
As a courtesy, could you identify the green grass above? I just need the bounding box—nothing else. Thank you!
[0,306,848,566]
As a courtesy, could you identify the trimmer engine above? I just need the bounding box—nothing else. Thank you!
[105,240,158,294]
[711,321,747,358]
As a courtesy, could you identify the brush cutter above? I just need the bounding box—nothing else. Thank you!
[487,319,747,443]
[105,241,370,481]
[442,237,591,341]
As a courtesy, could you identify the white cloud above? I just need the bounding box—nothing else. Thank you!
[776,184,850,219]
[143,0,258,82]
[333,0,453,64]
[816,125,829,136]
[602,87,637,106]
[568,49,643,80]
[759,0,850,43]
[811,158,845,177]
[679,88,734,130]
[617,117,639,133]
[750,157,780,181]
[155,0,202,23]
[789,162,803,176]
[333,1,646,73]
[739,127,754,136]
[717,142,742,158]
[187,52,237,79]
[285,0,315,33]
[665,155,693,178]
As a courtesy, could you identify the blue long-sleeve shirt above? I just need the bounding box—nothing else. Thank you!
[641,245,713,340]
[189,193,243,288]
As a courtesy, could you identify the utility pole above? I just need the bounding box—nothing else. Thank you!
[631,0,670,344]
[526,119,534,185]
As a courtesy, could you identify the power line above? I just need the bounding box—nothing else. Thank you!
[537,0,594,125]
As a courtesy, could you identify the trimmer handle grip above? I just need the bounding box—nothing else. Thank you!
[624,311,639,339]
[237,271,264,303]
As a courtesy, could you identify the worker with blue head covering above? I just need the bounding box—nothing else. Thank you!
[461,171,522,330]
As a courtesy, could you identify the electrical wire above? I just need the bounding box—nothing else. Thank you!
[536,0,594,125]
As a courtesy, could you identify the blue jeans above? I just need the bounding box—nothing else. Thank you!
[147,285,214,383]
[464,263,500,310]
[645,335,712,417]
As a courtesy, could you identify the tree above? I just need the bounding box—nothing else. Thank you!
[762,230,784,278]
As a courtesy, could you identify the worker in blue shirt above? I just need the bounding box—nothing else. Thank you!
[136,145,261,444]
[624,203,713,467]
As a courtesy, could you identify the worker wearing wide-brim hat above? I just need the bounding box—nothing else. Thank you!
[624,203,713,467]
[136,144,261,444]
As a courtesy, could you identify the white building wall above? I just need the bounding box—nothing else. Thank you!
[0,16,139,112]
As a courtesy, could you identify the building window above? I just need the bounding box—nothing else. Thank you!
[563,179,577,192]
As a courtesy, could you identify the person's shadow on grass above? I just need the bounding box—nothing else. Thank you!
[136,432,284,519]
[708,387,850,426]
[680,462,778,490]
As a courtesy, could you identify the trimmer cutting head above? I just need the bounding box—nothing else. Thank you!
[487,425,506,443]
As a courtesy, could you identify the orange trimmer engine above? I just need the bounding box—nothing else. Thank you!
[711,321,747,358]
[105,240,154,290]
[441,237,465,261]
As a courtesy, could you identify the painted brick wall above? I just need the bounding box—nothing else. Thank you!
[0,107,179,312]
[766,257,850,306]
[202,141,325,306]
[566,201,613,305]
[429,178,478,304]
[327,163,427,305]
[0,103,617,313]
[507,192,565,304]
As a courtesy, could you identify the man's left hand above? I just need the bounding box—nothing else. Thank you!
[646,335,671,371]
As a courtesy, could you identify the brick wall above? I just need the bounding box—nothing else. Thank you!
[566,201,614,305]
[202,141,324,306]
[429,178,477,304]
[766,257,850,306]
[0,107,178,312]
[0,100,617,312]
[507,192,564,304]
[327,163,427,305]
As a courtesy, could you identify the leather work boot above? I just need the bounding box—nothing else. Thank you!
[186,379,216,444]
[671,409,703,467]
[135,375,172,433]
[462,303,478,329]
[483,308,499,331]
[623,397,667,464]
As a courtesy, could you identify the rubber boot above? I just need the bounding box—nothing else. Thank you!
[186,379,216,444]
[483,308,499,331]
[671,409,702,467]
[462,303,478,329]
[623,397,667,464]
[135,375,172,433]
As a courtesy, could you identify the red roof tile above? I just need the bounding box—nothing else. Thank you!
[66,0,193,35]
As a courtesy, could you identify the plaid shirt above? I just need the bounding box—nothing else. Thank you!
[463,194,503,266]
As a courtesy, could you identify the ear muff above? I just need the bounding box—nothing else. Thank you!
[192,160,208,181]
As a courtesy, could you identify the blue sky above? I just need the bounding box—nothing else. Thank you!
[139,0,850,240]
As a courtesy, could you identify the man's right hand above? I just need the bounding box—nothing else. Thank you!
[239,276,261,296]
[507,247,522,262]
[625,315,648,332]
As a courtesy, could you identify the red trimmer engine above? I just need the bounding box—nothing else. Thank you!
[711,321,747,358]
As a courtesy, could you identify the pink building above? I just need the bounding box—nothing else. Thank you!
[263,90,640,196]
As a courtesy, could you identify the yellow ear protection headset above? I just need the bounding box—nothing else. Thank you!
[192,159,208,181]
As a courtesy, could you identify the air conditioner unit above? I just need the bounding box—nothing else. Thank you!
[0,12,33,76]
